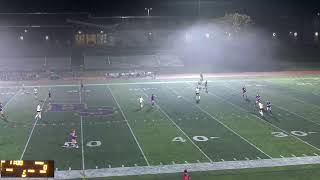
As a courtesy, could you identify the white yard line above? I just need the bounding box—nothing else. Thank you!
[107,86,150,166]
[273,104,320,126]
[169,85,272,159]
[140,91,213,163]
[79,86,85,171]
[20,91,48,160]
[251,80,320,125]
[221,83,320,152]
[3,89,21,109]
[55,156,320,179]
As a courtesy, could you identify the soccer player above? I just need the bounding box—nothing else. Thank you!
[258,102,264,117]
[183,170,191,180]
[255,93,261,104]
[0,103,8,122]
[80,80,84,90]
[70,129,79,148]
[242,86,247,99]
[34,88,38,99]
[200,73,203,82]
[151,94,156,107]
[48,90,52,102]
[22,83,25,92]
[35,104,42,120]
[195,86,200,102]
[139,96,144,109]
[204,80,208,93]
[266,101,272,114]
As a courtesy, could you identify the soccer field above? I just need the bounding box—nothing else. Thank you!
[1,74,320,179]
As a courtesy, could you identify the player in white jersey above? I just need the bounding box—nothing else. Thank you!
[34,88,38,99]
[195,87,200,102]
[139,96,144,109]
[35,104,42,120]
[258,102,264,117]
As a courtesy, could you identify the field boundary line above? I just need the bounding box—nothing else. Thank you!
[264,79,320,98]
[170,84,272,159]
[221,82,320,152]
[55,156,320,179]
[140,90,213,163]
[107,86,150,166]
[20,91,48,160]
[79,85,85,171]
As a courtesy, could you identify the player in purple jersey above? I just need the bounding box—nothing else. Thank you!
[151,94,156,107]
[255,94,261,104]
[70,129,79,148]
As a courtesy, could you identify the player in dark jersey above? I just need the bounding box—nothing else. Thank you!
[48,90,52,102]
[0,103,8,122]
[204,80,208,93]
[242,86,247,99]
[255,94,261,104]
[266,101,272,114]
[80,80,84,90]
[151,94,156,107]
[70,129,79,148]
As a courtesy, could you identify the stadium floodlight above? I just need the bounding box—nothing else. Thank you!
[145,8,152,16]
[315,32,319,37]
[78,31,82,34]
[45,35,49,40]
[273,32,276,37]
[205,33,210,38]
[100,30,104,34]
[24,29,28,33]
[20,36,24,40]
[148,32,152,35]
[294,32,298,37]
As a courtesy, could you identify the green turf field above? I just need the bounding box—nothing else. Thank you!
[0,75,320,179]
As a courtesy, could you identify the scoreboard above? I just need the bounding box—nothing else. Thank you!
[0,160,54,178]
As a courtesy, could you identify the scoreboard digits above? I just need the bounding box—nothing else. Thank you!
[0,160,54,178]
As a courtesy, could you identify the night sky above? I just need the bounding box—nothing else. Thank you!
[0,0,319,18]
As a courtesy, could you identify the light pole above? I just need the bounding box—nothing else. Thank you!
[198,0,201,17]
[145,8,152,16]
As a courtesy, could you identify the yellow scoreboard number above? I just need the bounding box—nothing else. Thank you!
[0,160,54,178]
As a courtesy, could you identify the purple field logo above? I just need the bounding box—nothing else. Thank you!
[48,103,114,117]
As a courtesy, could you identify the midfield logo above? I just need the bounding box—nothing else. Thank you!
[48,103,114,117]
